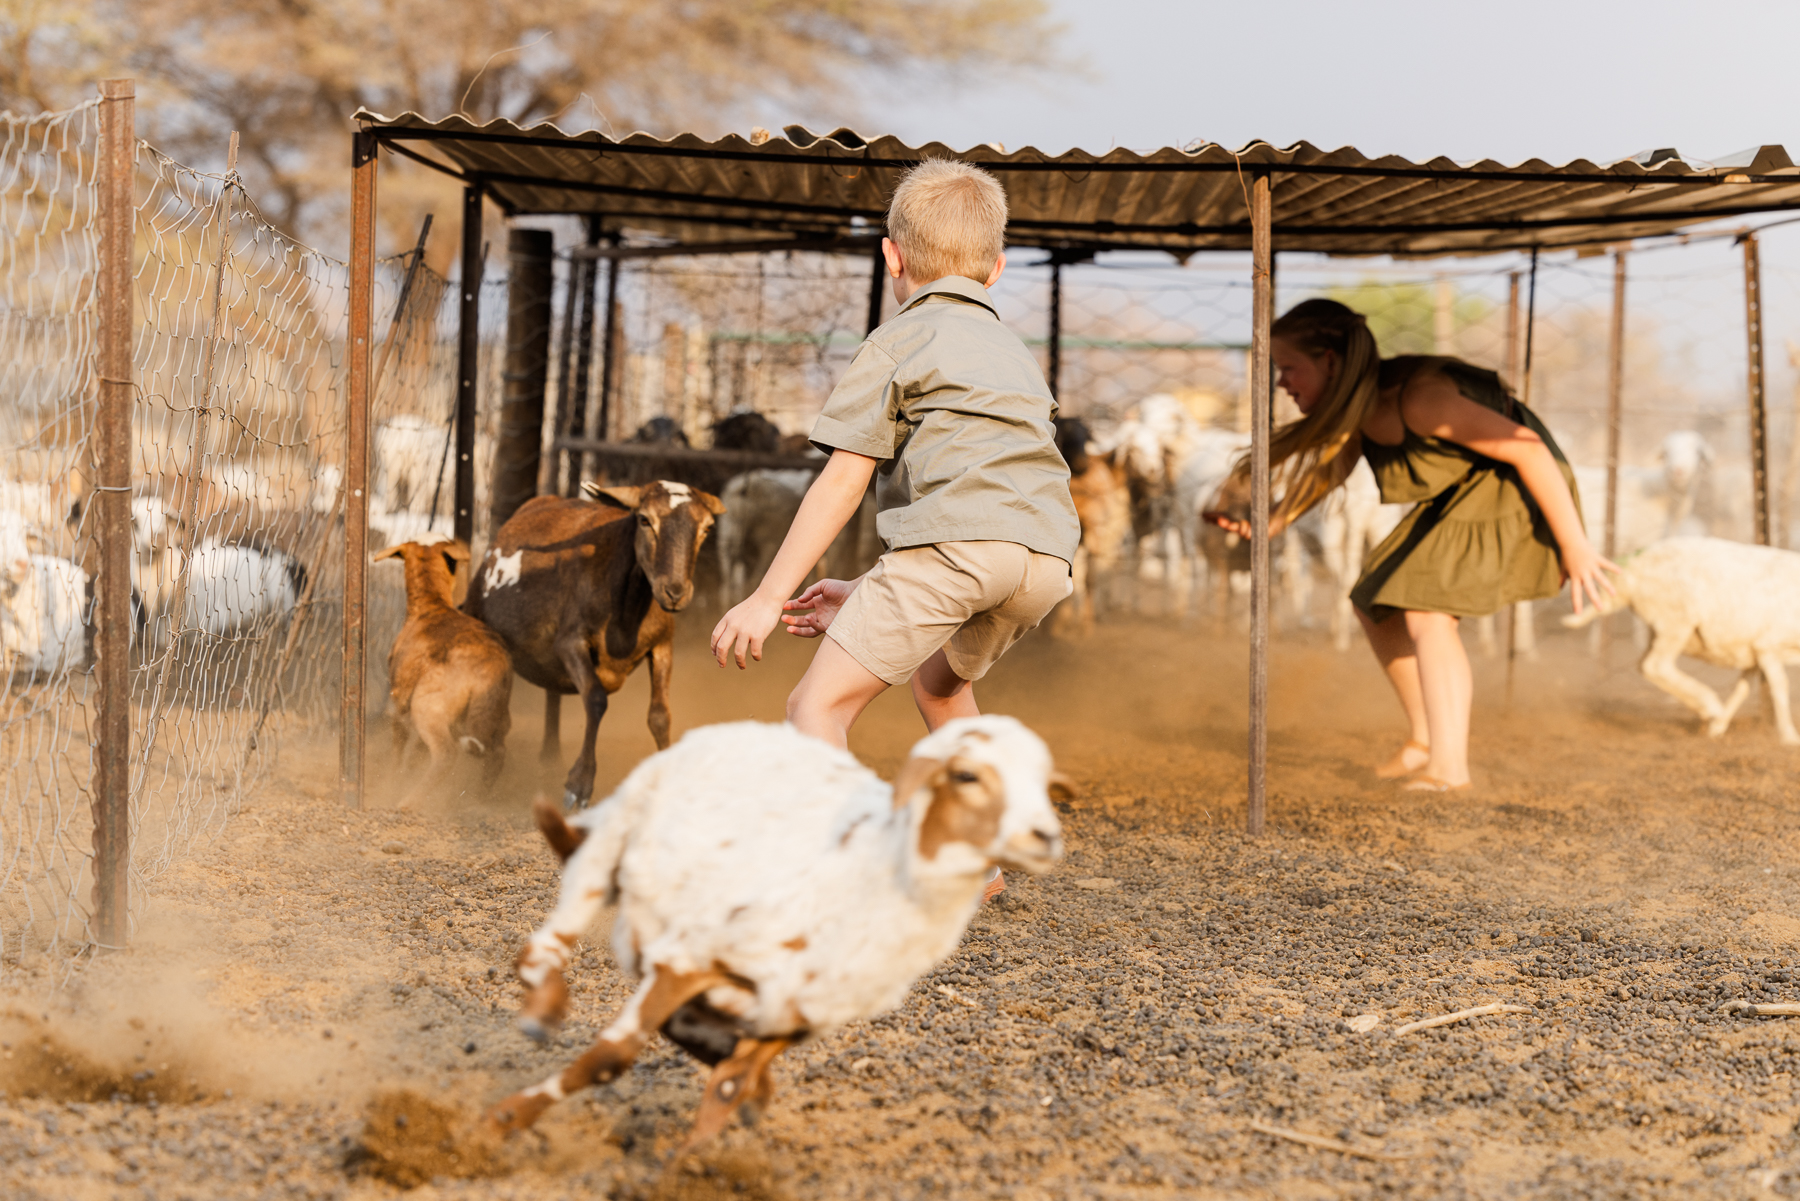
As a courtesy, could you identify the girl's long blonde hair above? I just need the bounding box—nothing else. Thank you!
[1236,299,1384,523]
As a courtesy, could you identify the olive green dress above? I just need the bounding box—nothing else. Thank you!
[1349,357,1581,623]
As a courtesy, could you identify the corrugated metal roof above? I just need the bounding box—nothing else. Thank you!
[357,110,1800,257]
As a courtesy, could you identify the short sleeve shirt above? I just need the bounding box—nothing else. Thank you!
[810,276,1080,563]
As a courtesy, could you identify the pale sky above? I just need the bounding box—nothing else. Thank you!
[881,0,1800,169]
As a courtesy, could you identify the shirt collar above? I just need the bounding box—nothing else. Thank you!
[895,274,1000,318]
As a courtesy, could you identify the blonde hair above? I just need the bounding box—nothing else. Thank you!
[886,160,1008,284]
[1233,299,1384,523]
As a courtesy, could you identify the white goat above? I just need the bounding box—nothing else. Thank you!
[1564,537,1800,744]
[0,555,90,676]
[714,468,814,606]
[374,415,449,515]
[128,497,303,647]
[487,715,1068,1147]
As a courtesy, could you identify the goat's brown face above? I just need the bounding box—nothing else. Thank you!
[625,481,724,611]
[895,716,1067,880]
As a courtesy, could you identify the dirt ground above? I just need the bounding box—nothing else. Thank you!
[2,606,1798,1200]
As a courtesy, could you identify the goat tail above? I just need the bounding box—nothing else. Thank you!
[533,793,587,863]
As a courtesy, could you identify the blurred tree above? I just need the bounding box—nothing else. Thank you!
[1325,281,1494,358]
[3,0,1061,253]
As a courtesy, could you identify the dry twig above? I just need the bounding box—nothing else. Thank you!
[1249,1121,1412,1162]
[1393,1003,1530,1036]
[1717,1000,1800,1017]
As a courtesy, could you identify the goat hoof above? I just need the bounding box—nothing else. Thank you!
[562,790,587,813]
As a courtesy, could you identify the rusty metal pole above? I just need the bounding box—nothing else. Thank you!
[340,129,377,809]
[1247,172,1273,837]
[92,79,135,948]
[548,246,581,496]
[1599,248,1629,662]
[564,217,601,493]
[596,235,623,446]
[1744,232,1771,546]
[864,240,886,337]
[1048,256,1063,399]
[454,181,483,547]
[1507,251,1539,704]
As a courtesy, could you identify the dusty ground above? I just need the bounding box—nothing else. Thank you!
[2,608,1798,1200]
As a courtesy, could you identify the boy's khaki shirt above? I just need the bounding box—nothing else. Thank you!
[810,276,1080,564]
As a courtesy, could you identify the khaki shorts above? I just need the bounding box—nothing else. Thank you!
[826,541,1072,686]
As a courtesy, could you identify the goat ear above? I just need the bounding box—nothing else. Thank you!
[891,756,945,811]
[696,490,726,516]
[583,482,644,510]
[370,544,405,562]
[1047,771,1077,803]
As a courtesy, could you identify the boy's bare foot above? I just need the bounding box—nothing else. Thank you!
[1375,739,1430,779]
[982,868,1006,902]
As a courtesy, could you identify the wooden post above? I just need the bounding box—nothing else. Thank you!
[1744,232,1772,546]
[454,181,483,546]
[489,228,554,531]
[1433,276,1454,356]
[92,79,135,947]
[1048,256,1064,398]
[1503,272,1521,387]
[340,129,377,810]
[865,240,886,336]
[1247,172,1273,837]
[1507,251,1539,702]
[547,247,581,496]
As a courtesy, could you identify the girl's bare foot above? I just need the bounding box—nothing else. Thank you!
[1402,774,1471,793]
[1375,739,1430,779]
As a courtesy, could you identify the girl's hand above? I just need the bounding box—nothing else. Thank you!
[781,578,858,638]
[711,592,786,669]
[1560,539,1621,616]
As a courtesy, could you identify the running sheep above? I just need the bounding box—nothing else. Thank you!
[1563,536,1800,743]
[485,714,1069,1148]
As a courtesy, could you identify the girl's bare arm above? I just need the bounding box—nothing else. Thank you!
[1398,375,1617,612]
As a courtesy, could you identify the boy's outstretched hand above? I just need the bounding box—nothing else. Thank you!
[711,592,785,669]
[781,578,858,638]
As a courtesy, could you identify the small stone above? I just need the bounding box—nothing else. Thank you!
[1580,929,1597,943]
[1074,878,1117,891]
[463,1042,477,1055]
[1345,1013,1381,1033]
[381,841,405,855]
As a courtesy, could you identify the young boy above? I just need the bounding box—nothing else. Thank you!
[710,160,1078,820]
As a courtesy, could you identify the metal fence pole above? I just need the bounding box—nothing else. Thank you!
[1744,232,1771,546]
[454,181,484,547]
[1601,248,1628,662]
[1048,256,1063,398]
[1507,250,1540,703]
[341,129,377,809]
[566,218,603,491]
[1247,172,1273,838]
[549,236,582,496]
[92,78,135,947]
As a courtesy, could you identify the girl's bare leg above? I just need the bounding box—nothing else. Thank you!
[1403,610,1472,786]
[1357,607,1432,775]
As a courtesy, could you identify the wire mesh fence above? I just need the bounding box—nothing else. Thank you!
[0,90,455,969]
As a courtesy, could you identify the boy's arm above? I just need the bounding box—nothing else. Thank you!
[710,449,877,668]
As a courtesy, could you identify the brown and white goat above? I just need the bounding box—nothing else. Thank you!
[374,539,512,799]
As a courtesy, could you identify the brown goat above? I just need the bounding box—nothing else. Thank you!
[463,479,723,810]
[373,539,513,801]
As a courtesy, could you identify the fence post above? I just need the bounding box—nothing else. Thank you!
[1246,172,1272,838]
[596,236,622,445]
[565,219,602,492]
[1048,256,1063,398]
[1743,232,1771,546]
[341,129,377,809]
[455,182,484,546]
[864,240,885,337]
[491,228,554,531]
[92,79,135,948]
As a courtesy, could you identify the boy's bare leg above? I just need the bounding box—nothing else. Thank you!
[911,648,978,732]
[1357,607,1432,776]
[786,635,888,750]
[1403,610,1472,787]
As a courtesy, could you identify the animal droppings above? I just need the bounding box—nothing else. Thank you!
[1344,1014,1381,1033]
[1074,877,1116,891]
[381,841,405,855]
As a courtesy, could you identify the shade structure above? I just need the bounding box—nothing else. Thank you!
[357,110,1800,256]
